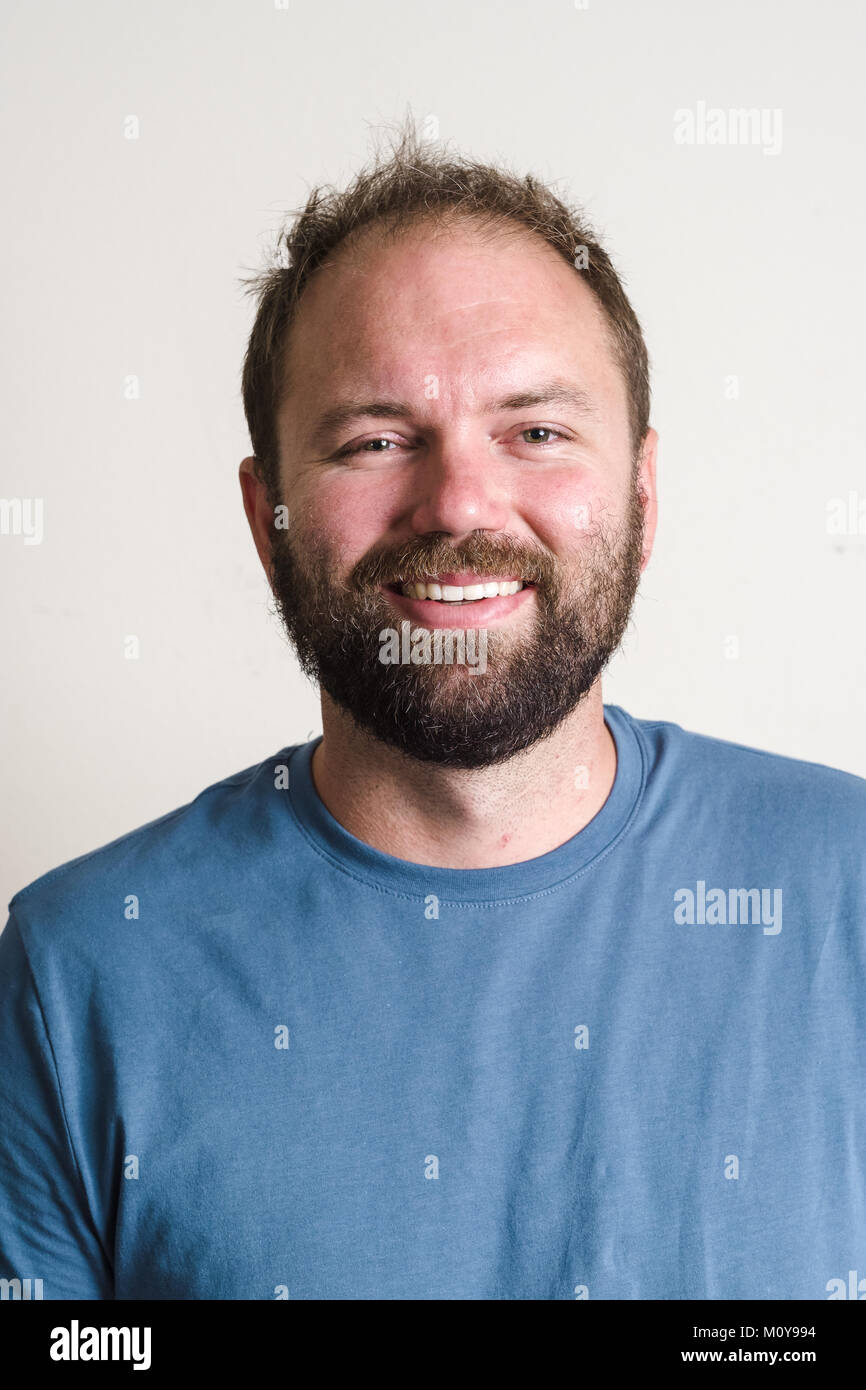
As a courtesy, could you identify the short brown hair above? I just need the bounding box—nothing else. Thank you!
[240,117,651,501]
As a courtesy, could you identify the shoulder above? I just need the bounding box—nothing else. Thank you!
[6,745,301,940]
[612,704,866,835]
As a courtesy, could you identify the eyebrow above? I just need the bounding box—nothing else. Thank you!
[306,379,601,451]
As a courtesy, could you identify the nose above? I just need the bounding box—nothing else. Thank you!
[408,438,511,539]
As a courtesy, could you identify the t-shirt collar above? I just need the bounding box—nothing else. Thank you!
[283,703,646,904]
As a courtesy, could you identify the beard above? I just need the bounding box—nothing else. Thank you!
[266,481,646,769]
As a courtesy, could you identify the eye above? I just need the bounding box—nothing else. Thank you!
[335,437,401,458]
[333,426,572,459]
[520,426,567,445]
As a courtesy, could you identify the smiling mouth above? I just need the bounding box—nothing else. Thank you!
[389,578,532,604]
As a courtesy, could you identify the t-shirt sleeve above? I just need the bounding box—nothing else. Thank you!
[0,911,113,1300]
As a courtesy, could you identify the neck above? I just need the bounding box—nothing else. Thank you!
[309,683,616,869]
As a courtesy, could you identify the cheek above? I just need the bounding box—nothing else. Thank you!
[293,472,404,571]
[516,470,615,547]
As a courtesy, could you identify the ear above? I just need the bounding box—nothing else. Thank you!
[239,456,278,580]
[635,427,658,573]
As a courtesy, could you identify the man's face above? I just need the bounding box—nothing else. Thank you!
[245,218,657,768]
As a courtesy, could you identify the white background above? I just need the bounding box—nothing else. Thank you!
[2,0,864,911]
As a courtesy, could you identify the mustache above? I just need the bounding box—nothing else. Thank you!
[349,533,558,591]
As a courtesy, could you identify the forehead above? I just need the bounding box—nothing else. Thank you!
[280,217,624,423]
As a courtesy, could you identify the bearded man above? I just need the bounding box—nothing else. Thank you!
[2,126,864,1301]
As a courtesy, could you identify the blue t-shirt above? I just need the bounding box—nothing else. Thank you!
[1,704,865,1301]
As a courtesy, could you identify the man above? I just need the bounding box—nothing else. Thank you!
[1,125,864,1302]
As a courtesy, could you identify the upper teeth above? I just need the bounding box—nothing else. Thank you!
[400,579,525,601]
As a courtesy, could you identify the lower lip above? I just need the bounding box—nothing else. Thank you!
[381,584,534,628]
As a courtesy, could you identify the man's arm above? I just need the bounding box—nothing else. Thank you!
[0,912,113,1300]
